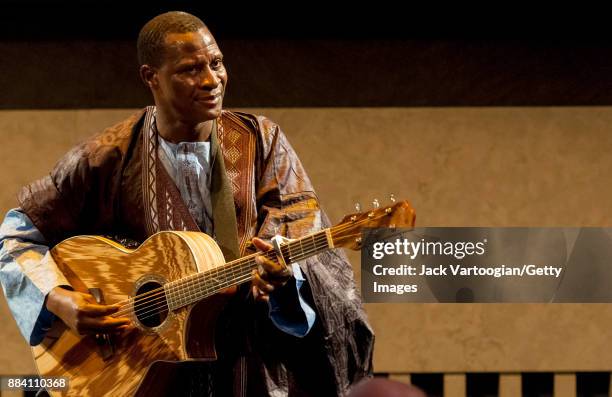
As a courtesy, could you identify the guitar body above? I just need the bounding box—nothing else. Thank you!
[33,231,230,397]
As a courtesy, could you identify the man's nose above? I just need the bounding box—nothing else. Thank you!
[199,66,220,88]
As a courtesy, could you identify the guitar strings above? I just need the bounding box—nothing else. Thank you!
[113,235,332,316]
[110,212,393,319]
[134,273,256,323]
[111,231,331,317]
[112,214,382,319]
[111,213,387,319]
[116,231,356,321]
[127,271,257,323]
[112,251,269,317]
[130,221,361,321]
[110,249,273,310]
[113,235,330,319]
[121,235,332,320]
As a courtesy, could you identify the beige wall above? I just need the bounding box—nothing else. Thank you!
[1,107,611,375]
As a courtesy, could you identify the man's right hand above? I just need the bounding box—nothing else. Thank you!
[45,286,132,335]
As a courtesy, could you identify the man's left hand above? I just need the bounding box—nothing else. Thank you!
[251,237,293,302]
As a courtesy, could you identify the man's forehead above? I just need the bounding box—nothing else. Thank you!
[163,29,221,56]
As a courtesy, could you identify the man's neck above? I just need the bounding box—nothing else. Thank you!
[155,108,214,143]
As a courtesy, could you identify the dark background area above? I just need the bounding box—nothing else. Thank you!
[2,1,612,108]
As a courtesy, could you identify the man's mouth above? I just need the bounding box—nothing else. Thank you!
[197,91,222,100]
[196,92,222,106]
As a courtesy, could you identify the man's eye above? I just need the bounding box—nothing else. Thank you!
[211,59,223,69]
[182,66,199,75]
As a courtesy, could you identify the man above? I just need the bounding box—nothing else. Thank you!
[0,11,373,396]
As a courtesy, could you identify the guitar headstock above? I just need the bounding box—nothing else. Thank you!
[331,200,416,250]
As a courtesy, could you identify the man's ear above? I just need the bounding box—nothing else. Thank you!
[139,65,157,89]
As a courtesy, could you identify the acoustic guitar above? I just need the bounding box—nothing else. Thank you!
[33,200,415,396]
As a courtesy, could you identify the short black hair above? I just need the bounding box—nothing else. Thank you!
[137,11,207,67]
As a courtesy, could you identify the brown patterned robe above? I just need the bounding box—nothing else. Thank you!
[18,107,374,396]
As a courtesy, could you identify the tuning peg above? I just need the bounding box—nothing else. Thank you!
[389,193,396,203]
[372,198,380,209]
[354,202,361,212]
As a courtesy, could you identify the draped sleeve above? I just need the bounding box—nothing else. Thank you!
[253,116,375,394]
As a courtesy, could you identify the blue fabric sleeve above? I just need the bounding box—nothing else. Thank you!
[0,209,60,345]
[267,262,316,337]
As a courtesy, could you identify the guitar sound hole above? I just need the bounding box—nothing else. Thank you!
[134,281,168,328]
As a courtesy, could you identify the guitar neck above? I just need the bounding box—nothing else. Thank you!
[164,229,334,310]
[162,199,413,310]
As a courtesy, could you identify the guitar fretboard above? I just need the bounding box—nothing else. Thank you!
[164,229,332,310]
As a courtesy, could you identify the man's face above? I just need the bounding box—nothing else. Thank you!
[153,28,227,124]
